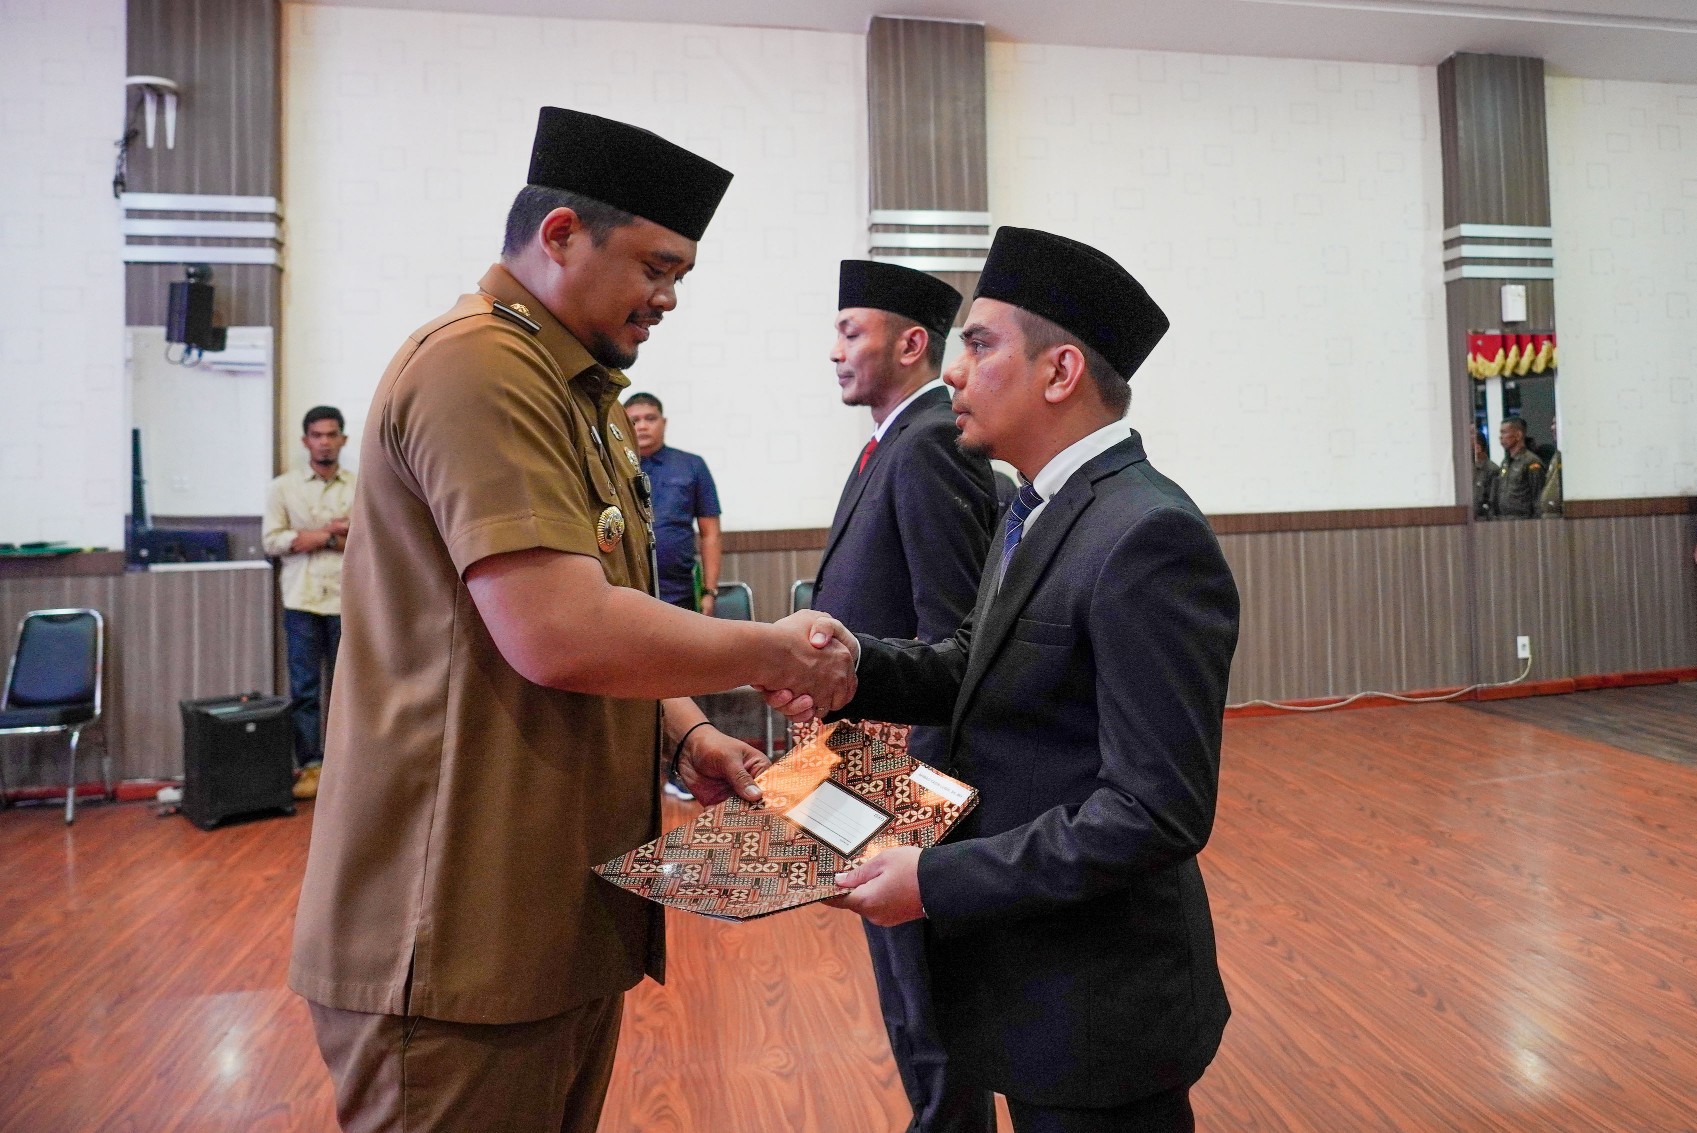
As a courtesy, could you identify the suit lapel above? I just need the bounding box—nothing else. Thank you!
[817,387,946,580]
[818,453,874,581]
[951,438,1143,730]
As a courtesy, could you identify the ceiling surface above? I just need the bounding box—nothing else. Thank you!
[300,0,1697,84]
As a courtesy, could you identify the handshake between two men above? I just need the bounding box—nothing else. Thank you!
[465,545,885,902]
[667,608,863,805]
[666,607,922,929]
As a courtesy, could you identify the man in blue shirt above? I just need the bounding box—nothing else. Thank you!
[624,392,723,614]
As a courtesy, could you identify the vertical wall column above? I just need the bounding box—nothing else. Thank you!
[866,17,989,320]
[124,0,282,461]
[1437,53,1556,487]
[1438,54,1572,682]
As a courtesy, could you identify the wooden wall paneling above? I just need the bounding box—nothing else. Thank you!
[124,0,281,374]
[114,568,276,780]
[0,568,275,788]
[125,0,279,198]
[866,18,988,213]
[1468,519,1574,683]
[721,549,823,624]
[866,18,988,308]
[1565,497,1697,519]
[716,509,1697,701]
[1218,526,1471,704]
[1567,515,1697,675]
[1209,506,1467,535]
[1218,531,1316,703]
[1436,54,1551,229]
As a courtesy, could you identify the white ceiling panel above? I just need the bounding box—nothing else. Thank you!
[296,0,1697,83]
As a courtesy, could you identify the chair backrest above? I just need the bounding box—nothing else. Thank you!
[791,578,815,614]
[713,582,754,622]
[5,609,103,710]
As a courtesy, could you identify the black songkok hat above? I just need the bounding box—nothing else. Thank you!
[975,226,1169,380]
[837,260,963,341]
[527,107,733,242]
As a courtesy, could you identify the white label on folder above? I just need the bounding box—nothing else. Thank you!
[909,764,971,807]
[783,780,891,856]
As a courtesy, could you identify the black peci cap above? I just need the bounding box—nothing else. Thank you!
[837,260,964,341]
[526,107,734,242]
[974,226,1169,380]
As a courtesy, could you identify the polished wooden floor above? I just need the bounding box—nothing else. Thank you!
[3,701,1695,1132]
[1465,680,1697,767]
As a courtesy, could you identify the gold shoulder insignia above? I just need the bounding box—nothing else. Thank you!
[1529,462,1542,472]
[490,300,541,334]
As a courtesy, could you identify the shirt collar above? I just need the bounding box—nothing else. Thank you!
[476,264,629,397]
[872,378,945,442]
[300,465,353,485]
[1029,420,1133,503]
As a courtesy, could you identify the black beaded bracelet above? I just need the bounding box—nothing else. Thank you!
[669,721,712,780]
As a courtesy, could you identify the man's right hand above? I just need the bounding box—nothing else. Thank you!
[757,612,858,722]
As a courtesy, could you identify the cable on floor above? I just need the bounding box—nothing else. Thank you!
[1228,656,1534,713]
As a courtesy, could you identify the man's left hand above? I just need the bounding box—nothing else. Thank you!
[676,725,768,806]
[828,846,925,926]
[699,592,717,616]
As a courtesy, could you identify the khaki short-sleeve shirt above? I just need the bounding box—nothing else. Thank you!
[289,265,663,1025]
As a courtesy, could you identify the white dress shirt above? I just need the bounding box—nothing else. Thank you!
[1020,420,1133,533]
[872,378,946,442]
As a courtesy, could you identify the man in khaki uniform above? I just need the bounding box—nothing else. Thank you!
[1490,416,1546,519]
[290,107,858,1133]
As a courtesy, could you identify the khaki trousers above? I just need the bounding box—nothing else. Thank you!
[308,994,624,1133]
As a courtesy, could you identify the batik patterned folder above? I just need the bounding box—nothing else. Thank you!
[593,721,977,921]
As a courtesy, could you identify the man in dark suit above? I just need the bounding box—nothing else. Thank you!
[813,260,998,1133]
[773,227,1240,1132]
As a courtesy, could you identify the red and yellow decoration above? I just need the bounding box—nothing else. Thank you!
[1467,331,1557,378]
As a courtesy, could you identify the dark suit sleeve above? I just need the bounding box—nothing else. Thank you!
[918,507,1239,924]
[834,618,975,728]
[892,417,995,644]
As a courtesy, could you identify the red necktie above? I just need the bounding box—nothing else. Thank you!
[857,437,878,475]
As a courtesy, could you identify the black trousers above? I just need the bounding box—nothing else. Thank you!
[1005,1086,1194,1133]
[865,920,995,1133]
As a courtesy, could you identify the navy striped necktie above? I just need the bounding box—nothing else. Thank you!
[998,481,1044,585]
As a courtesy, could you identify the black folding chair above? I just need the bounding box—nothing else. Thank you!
[790,578,815,614]
[0,609,108,824]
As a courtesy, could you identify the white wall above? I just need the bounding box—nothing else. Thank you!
[0,0,127,547]
[1548,76,1697,500]
[282,5,868,528]
[988,44,1451,513]
[128,327,273,516]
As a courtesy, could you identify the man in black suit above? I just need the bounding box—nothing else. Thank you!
[813,260,998,1133]
[773,228,1240,1132]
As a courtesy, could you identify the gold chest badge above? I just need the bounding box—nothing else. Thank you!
[596,506,626,553]
[608,423,625,442]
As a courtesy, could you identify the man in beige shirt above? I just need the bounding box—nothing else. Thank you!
[263,405,356,800]
[289,108,857,1133]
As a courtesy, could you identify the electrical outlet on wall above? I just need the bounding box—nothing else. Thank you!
[1516,635,1532,660]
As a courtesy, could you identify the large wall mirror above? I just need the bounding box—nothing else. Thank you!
[1467,330,1562,521]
